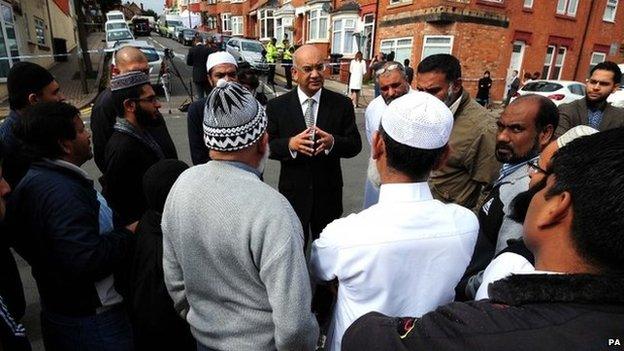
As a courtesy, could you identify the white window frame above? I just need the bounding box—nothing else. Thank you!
[207,16,218,29]
[542,45,556,79]
[524,0,534,8]
[232,16,243,35]
[34,16,46,46]
[552,47,567,79]
[0,1,20,81]
[556,0,579,17]
[380,37,413,63]
[307,8,329,42]
[221,13,231,32]
[589,52,607,73]
[258,9,275,41]
[362,13,375,59]
[603,0,618,22]
[421,35,454,59]
[207,0,217,4]
[331,15,357,55]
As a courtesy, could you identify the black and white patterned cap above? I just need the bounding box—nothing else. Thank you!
[203,80,267,151]
[110,71,150,91]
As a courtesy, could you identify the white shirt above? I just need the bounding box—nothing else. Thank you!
[348,60,367,90]
[310,182,479,351]
[475,252,535,300]
[290,87,330,158]
[364,95,387,145]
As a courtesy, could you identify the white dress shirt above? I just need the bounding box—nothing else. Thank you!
[290,87,331,158]
[475,252,535,300]
[310,182,479,351]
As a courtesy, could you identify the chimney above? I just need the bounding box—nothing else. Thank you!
[140,3,144,10]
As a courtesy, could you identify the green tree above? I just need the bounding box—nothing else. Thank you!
[144,9,158,21]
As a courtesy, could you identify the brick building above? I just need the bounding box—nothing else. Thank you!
[375,0,624,100]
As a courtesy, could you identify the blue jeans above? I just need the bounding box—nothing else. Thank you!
[41,306,133,351]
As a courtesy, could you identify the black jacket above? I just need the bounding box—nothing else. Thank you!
[7,161,134,316]
[103,131,164,225]
[187,98,210,165]
[186,44,213,83]
[267,88,361,232]
[90,88,177,173]
[343,274,624,351]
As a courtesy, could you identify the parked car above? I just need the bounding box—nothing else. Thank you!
[607,63,624,108]
[106,10,125,22]
[511,80,586,106]
[172,26,187,41]
[111,41,164,86]
[132,18,151,37]
[106,28,134,48]
[105,19,128,32]
[178,29,197,46]
[226,38,269,72]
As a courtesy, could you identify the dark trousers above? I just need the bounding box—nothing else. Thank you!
[267,64,276,84]
[41,306,133,351]
[193,82,209,100]
[282,60,293,88]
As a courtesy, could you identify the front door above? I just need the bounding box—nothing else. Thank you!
[506,41,525,97]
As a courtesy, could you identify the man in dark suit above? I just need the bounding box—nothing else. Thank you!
[186,36,214,100]
[555,61,623,137]
[267,45,362,244]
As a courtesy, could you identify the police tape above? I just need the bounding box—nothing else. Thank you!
[0,48,346,66]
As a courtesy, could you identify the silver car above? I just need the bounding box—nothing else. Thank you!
[226,38,268,72]
[111,40,164,85]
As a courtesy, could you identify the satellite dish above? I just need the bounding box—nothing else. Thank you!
[321,3,332,13]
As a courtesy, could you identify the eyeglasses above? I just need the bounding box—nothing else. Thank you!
[295,63,326,74]
[376,63,404,77]
[527,160,550,176]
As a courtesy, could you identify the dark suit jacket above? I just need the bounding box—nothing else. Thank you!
[186,44,212,83]
[267,88,362,227]
[555,98,624,137]
[186,98,210,165]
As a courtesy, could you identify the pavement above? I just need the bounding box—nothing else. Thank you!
[0,32,107,117]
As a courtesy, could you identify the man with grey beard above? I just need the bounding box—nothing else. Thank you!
[363,61,412,208]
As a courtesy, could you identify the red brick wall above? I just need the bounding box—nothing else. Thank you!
[374,0,624,100]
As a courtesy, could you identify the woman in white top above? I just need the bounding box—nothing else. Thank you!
[348,52,367,108]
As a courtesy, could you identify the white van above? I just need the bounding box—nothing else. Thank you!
[157,14,184,38]
[106,10,125,22]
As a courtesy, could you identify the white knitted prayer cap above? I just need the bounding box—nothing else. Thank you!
[380,91,453,149]
[206,51,238,73]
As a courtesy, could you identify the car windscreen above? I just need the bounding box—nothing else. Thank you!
[521,82,563,92]
[107,22,127,30]
[242,41,264,53]
[109,14,124,21]
[183,30,196,36]
[167,20,184,27]
[140,48,160,62]
[107,31,133,41]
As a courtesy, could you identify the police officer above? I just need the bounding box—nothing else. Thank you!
[280,38,294,89]
[265,38,278,85]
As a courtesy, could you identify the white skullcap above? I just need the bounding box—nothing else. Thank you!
[556,125,598,148]
[380,91,454,149]
[206,51,238,73]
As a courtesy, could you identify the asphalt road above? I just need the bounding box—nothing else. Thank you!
[17,31,371,350]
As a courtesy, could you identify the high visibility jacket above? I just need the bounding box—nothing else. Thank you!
[282,43,293,60]
[265,43,278,63]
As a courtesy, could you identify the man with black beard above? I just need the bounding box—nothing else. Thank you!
[455,94,558,301]
[473,125,598,300]
[104,71,167,226]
